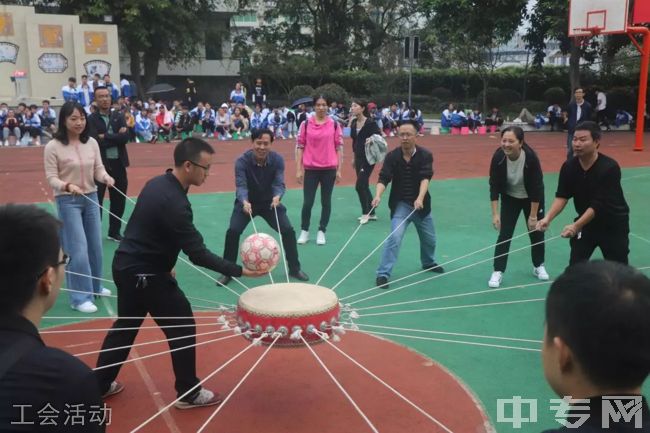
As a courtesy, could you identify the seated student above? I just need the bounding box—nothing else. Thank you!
[469,108,482,132]
[450,106,468,128]
[175,104,194,138]
[541,260,650,432]
[615,110,634,128]
[485,107,504,129]
[267,108,286,139]
[230,107,248,138]
[0,204,106,432]
[2,109,21,146]
[547,104,562,131]
[201,103,216,138]
[249,105,265,132]
[285,107,297,139]
[215,104,232,140]
[23,106,42,146]
[135,108,156,143]
[367,102,384,132]
[37,100,57,138]
[441,103,454,128]
[155,105,174,142]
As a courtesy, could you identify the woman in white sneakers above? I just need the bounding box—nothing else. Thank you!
[44,101,114,313]
[488,126,548,288]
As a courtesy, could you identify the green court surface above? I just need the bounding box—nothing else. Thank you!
[40,166,650,432]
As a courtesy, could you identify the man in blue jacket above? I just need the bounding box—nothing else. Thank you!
[565,88,592,160]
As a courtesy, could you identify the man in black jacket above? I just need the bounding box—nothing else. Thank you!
[88,86,130,242]
[541,260,649,432]
[537,121,629,266]
[94,138,264,409]
[565,88,593,160]
[0,204,105,432]
[372,121,443,289]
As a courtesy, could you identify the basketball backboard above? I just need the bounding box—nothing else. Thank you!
[569,0,630,37]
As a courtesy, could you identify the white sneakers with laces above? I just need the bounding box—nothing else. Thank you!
[488,271,503,288]
[72,301,98,313]
[316,230,326,245]
[297,230,309,244]
[534,265,550,281]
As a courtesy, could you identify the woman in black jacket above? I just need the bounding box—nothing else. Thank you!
[350,99,381,223]
[488,126,548,288]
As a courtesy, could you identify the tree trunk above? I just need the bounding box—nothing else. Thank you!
[128,45,143,99]
[142,48,161,99]
[482,76,488,114]
[569,40,581,92]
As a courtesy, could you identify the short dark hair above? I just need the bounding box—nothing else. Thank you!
[575,121,602,141]
[0,204,62,314]
[68,77,76,83]
[398,119,419,132]
[546,260,650,389]
[173,138,215,167]
[42,100,49,105]
[81,74,88,79]
[53,101,90,145]
[251,128,274,142]
[93,85,109,97]
[313,95,330,106]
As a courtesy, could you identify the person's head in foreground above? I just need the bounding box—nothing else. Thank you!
[0,204,64,323]
[543,260,650,399]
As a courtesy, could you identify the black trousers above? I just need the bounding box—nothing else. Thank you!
[597,109,611,129]
[223,203,301,272]
[494,194,545,272]
[301,169,336,232]
[354,157,375,216]
[95,269,200,400]
[569,227,629,266]
[96,159,128,236]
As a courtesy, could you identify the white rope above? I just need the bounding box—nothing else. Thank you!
[331,208,417,291]
[41,322,220,334]
[349,328,541,353]
[94,333,240,371]
[79,192,248,296]
[319,334,455,433]
[357,297,545,318]
[130,334,258,433]
[316,205,376,285]
[196,334,281,433]
[340,322,541,344]
[631,233,650,245]
[300,334,379,433]
[74,328,234,357]
[43,315,224,320]
[347,235,561,306]
[112,185,136,205]
[340,229,539,301]
[61,287,115,298]
[354,280,551,312]
[65,270,114,283]
[273,205,290,283]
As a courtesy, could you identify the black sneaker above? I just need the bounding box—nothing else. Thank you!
[376,276,389,289]
[424,263,445,273]
[216,275,231,286]
[289,269,309,281]
[107,233,123,242]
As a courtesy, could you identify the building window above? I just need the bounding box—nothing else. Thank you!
[206,33,223,60]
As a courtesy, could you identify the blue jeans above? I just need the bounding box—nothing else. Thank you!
[376,201,437,278]
[56,192,103,306]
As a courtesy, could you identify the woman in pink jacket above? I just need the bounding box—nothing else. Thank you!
[44,101,115,313]
[295,96,343,245]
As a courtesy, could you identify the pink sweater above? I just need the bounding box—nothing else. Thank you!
[296,116,343,170]
[44,137,111,196]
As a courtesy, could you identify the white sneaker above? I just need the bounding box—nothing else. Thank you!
[316,230,326,245]
[98,287,112,296]
[533,265,549,281]
[358,215,370,225]
[72,301,98,313]
[174,388,222,409]
[297,230,309,244]
[488,271,503,288]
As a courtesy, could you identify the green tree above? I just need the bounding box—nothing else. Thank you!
[425,0,528,111]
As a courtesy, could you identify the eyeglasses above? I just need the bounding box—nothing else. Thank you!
[188,160,210,171]
[36,254,70,280]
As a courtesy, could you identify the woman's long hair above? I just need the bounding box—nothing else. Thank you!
[53,101,90,145]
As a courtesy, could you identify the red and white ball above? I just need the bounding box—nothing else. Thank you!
[240,233,280,272]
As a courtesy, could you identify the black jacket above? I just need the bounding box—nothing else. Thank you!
[114,171,242,277]
[567,100,593,133]
[88,110,130,167]
[350,117,381,164]
[489,144,544,204]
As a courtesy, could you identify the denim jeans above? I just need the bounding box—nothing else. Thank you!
[376,201,437,278]
[56,192,103,306]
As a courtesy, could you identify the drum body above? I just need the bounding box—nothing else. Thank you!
[236,283,340,346]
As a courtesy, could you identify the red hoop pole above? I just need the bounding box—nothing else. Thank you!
[627,26,649,151]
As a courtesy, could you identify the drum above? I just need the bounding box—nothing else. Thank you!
[236,283,340,346]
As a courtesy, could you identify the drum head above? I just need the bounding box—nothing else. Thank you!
[238,283,338,317]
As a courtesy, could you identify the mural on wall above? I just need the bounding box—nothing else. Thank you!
[0,42,19,63]
[38,53,68,73]
[39,25,64,48]
[84,59,111,77]
[84,31,108,54]
[0,13,14,36]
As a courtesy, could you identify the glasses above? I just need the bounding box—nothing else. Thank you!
[36,254,70,280]
[398,133,415,138]
[188,160,210,171]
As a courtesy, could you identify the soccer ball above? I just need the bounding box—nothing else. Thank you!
[240,233,280,272]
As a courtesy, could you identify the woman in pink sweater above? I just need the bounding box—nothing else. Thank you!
[295,96,343,245]
[44,101,115,314]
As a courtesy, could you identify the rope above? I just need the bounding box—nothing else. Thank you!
[41,322,221,334]
[331,208,417,291]
[196,334,281,433]
[273,205,290,283]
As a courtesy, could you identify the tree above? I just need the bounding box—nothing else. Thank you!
[425,0,527,111]
[57,0,225,98]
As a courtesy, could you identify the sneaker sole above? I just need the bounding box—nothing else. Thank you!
[174,397,223,410]
[488,282,501,288]
[103,384,125,399]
